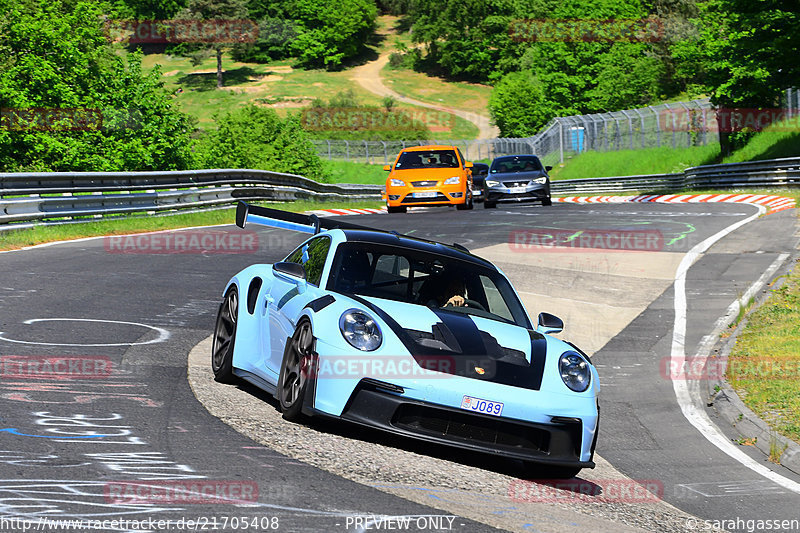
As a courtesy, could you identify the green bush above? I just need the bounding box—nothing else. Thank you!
[196,105,326,181]
[0,1,195,171]
[245,0,377,69]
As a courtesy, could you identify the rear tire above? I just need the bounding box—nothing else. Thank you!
[211,287,239,384]
[387,205,407,214]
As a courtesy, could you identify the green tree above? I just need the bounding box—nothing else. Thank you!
[0,0,195,171]
[197,105,325,181]
[245,0,377,69]
[176,0,250,88]
[693,0,799,153]
[408,0,523,81]
[488,71,556,137]
[111,0,187,18]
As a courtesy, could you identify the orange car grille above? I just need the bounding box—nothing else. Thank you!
[411,180,438,187]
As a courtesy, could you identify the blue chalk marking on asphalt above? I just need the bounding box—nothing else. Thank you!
[0,428,113,439]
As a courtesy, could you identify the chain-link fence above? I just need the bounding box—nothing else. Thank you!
[312,99,717,165]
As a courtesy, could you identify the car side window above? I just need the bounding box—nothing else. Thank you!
[456,148,465,168]
[284,236,331,287]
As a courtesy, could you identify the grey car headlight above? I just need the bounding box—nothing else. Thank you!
[485,179,500,187]
[532,177,548,185]
[559,351,591,392]
[339,309,382,351]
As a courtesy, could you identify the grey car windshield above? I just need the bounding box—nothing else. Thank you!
[395,150,459,169]
[491,156,544,173]
[327,242,532,329]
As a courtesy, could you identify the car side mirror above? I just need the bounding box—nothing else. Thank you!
[465,161,473,168]
[274,262,306,280]
[545,165,553,172]
[538,312,563,334]
[273,262,307,293]
[383,165,391,171]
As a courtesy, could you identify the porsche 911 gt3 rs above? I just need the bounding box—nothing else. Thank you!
[212,202,599,478]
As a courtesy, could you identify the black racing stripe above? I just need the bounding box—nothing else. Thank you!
[430,308,486,356]
[341,293,547,390]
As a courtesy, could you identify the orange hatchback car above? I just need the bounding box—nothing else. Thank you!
[383,145,474,213]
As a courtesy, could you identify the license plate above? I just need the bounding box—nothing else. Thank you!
[413,191,437,198]
[508,187,527,194]
[460,395,503,416]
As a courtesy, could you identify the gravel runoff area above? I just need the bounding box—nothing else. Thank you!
[188,337,725,533]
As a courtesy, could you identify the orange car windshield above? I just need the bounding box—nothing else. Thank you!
[395,150,459,169]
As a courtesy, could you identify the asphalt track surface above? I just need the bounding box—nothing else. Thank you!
[0,201,797,533]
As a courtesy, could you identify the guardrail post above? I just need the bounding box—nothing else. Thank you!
[633,108,646,148]
[678,102,691,147]
[621,110,634,150]
[650,106,661,147]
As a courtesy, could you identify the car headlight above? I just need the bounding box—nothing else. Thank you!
[389,179,406,187]
[443,176,461,185]
[339,310,382,351]
[532,177,548,185]
[485,180,500,187]
[559,351,591,392]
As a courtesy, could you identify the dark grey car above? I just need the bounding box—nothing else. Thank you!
[483,155,552,208]
[470,162,489,202]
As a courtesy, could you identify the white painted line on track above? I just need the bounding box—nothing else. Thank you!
[670,203,800,494]
[0,318,170,347]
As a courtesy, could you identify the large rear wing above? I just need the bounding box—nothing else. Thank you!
[235,201,375,235]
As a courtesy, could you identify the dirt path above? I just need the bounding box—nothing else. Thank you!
[350,51,499,140]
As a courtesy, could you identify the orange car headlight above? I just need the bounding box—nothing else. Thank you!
[389,179,406,187]
[443,176,461,185]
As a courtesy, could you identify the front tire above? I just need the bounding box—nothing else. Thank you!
[387,205,407,214]
[484,200,497,209]
[211,287,239,384]
[542,196,552,206]
[277,319,315,421]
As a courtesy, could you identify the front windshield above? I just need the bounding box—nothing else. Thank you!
[327,242,532,329]
[491,156,544,173]
[394,150,459,169]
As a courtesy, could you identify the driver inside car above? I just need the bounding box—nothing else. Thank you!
[418,272,469,308]
[440,277,467,307]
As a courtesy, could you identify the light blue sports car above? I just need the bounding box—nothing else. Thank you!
[212,202,599,478]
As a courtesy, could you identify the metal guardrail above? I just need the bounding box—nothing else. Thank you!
[1,157,798,230]
[0,169,382,226]
[551,157,800,194]
[550,173,684,195]
[552,157,800,195]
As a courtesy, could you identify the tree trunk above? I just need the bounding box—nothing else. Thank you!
[216,48,223,88]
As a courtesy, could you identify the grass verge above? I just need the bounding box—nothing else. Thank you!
[549,144,722,180]
[323,160,388,185]
[727,257,800,445]
[0,200,383,252]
